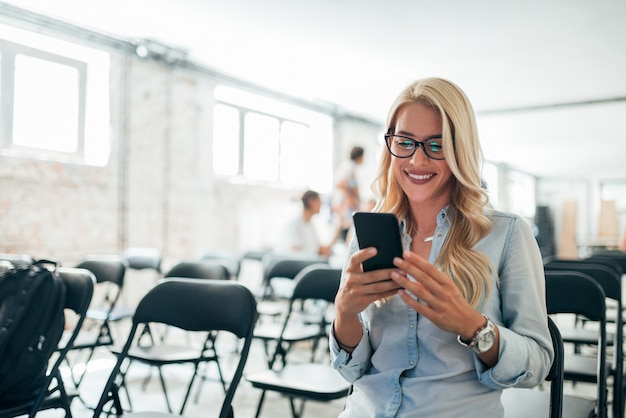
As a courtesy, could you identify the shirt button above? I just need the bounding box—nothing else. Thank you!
[395,388,399,393]
[409,324,414,329]
[410,360,415,366]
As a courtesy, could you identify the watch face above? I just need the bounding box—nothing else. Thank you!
[477,330,495,352]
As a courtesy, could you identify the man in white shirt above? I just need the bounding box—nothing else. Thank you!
[277,190,332,257]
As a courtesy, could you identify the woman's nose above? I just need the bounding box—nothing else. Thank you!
[409,144,430,164]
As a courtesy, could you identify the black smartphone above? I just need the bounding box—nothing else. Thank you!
[353,212,403,271]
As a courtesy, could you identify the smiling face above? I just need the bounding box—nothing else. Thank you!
[390,102,454,210]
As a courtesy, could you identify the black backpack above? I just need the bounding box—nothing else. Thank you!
[0,260,66,406]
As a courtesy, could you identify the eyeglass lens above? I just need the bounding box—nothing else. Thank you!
[386,135,444,159]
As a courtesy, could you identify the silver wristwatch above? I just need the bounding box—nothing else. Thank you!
[457,314,496,354]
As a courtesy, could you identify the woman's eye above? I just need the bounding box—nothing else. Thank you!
[397,141,414,150]
[428,141,442,152]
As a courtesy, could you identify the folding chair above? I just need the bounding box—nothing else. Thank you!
[123,247,163,275]
[246,265,351,418]
[545,262,623,417]
[62,256,127,389]
[544,270,609,418]
[259,253,328,301]
[117,260,232,411]
[253,263,334,367]
[0,267,95,418]
[501,316,563,418]
[255,254,329,326]
[590,249,626,273]
[93,278,257,418]
[197,249,242,280]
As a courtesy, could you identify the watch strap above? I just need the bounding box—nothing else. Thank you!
[457,314,493,353]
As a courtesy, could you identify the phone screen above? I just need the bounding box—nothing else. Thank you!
[353,212,403,271]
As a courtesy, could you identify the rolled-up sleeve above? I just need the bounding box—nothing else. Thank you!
[330,321,372,383]
[475,214,554,389]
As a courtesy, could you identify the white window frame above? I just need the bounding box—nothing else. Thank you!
[213,85,333,192]
[0,23,110,166]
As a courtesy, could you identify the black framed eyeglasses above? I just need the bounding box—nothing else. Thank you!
[385,134,445,160]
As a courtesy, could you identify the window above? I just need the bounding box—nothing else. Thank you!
[0,24,110,166]
[507,170,536,218]
[212,85,333,192]
[482,161,500,208]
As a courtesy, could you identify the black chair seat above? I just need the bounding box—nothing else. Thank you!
[93,279,257,418]
[560,327,614,346]
[254,322,323,343]
[124,344,213,364]
[563,354,611,384]
[562,395,600,418]
[500,386,596,418]
[247,363,350,401]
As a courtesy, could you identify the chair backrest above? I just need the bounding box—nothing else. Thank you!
[585,255,625,276]
[75,257,127,322]
[75,257,127,287]
[590,249,626,272]
[164,260,230,281]
[198,250,241,279]
[58,267,97,323]
[123,247,163,273]
[545,262,621,301]
[94,278,257,418]
[545,270,607,418]
[269,265,341,367]
[263,254,328,282]
[258,253,329,300]
[546,316,564,418]
[291,265,342,303]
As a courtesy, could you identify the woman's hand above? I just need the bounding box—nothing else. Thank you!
[390,250,485,338]
[333,247,401,349]
[335,247,402,316]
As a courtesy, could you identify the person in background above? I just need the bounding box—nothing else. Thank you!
[330,77,553,417]
[333,146,365,242]
[276,190,332,257]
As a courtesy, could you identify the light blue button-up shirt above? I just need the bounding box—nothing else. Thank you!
[330,208,553,417]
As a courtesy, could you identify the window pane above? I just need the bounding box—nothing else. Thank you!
[13,54,79,152]
[243,112,279,181]
[507,170,536,218]
[213,104,240,175]
[483,162,499,208]
[280,121,309,186]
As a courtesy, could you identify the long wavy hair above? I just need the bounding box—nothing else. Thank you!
[373,78,493,307]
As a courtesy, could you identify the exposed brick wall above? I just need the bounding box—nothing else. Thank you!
[0,49,382,270]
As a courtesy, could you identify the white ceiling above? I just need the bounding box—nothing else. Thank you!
[5,0,626,180]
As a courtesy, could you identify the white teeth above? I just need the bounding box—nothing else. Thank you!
[407,173,434,180]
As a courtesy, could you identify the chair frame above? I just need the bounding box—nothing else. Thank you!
[545,270,608,418]
[93,278,257,418]
[259,254,328,301]
[545,261,623,418]
[501,316,564,418]
[118,261,232,412]
[63,257,128,390]
[247,265,350,418]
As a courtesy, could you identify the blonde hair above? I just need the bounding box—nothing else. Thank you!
[373,78,493,307]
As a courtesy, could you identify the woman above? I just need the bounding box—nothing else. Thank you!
[330,78,553,417]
